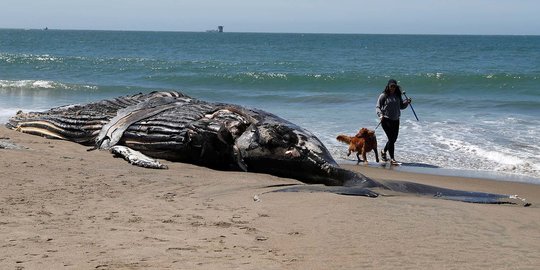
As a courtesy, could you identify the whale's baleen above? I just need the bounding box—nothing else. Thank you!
[6,91,528,205]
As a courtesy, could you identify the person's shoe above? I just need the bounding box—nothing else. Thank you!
[390,159,400,165]
[380,150,388,162]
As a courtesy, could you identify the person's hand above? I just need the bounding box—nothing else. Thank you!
[405,98,412,104]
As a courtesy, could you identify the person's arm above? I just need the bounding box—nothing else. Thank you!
[376,94,385,118]
[399,93,410,110]
[400,100,409,109]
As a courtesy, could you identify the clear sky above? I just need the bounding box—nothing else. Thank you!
[1,0,539,35]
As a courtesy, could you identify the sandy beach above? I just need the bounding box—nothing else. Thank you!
[1,125,539,269]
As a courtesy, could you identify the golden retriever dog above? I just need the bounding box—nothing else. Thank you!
[336,128,379,164]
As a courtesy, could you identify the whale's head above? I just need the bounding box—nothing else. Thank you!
[234,112,348,185]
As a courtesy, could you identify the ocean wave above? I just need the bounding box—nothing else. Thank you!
[0,79,98,91]
[0,53,64,64]
[0,52,150,64]
[3,50,539,98]
[145,69,540,92]
[419,130,540,178]
[400,72,538,91]
[0,79,64,89]
[440,138,523,165]
[147,71,367,92]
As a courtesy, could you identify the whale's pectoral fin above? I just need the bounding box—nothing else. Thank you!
[272,185,380,198]
[434,193,526,205]
[110,145,168,169]
[96,96,180,149]
[379,180,529,205]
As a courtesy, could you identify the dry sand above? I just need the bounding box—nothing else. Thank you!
[1,126,539,269]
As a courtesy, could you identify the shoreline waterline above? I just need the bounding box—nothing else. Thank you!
[340,159,540,185]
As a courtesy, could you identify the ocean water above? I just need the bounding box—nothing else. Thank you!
[1,29,539,183]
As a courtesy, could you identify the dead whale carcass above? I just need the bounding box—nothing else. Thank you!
[6,91,528,205]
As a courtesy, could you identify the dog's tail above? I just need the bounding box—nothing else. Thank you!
[336,135,353,144]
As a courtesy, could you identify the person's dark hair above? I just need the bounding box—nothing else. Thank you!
[383,79,403,96]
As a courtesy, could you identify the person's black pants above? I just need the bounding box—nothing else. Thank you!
[381,118,400,160]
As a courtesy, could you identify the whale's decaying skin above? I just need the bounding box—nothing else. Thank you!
[5,91,527,205]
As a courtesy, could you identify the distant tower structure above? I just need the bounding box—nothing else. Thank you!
[218,26,224,33]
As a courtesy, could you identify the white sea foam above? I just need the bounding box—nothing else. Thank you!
[0,79,58,89]
[242,72,288,80]
[0,79,97,91]
[399,119,539,180]
[32,80,56,89]
[435,137,522,166]
[34,54,62,62]
[426,72,444,79]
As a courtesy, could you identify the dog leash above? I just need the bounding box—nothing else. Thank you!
[402,91,419,121]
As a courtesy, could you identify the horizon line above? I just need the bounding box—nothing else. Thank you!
[1,27,539,37]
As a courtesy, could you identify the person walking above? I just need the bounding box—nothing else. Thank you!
[375,79,411,164]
